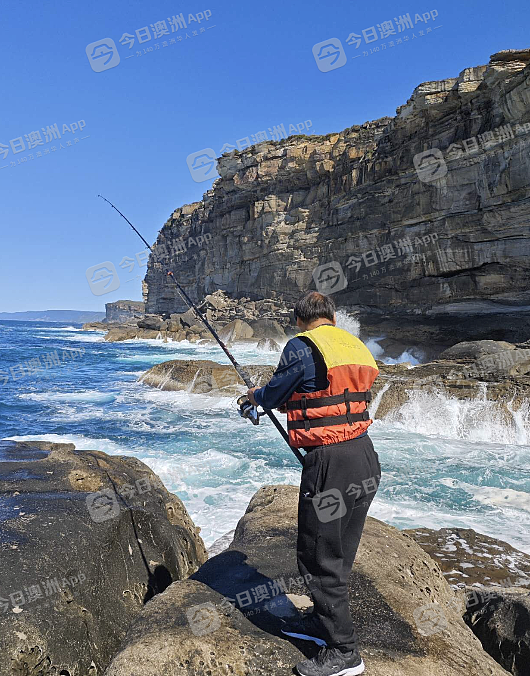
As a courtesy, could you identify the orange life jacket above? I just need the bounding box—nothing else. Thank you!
[286,324,379,448]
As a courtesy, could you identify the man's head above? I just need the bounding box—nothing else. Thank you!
[294,291,336,332]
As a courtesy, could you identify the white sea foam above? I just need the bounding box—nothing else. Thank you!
[384,387,529,446]
[336,310,361,336]
[18,391,116,404]
[440,478,530,512]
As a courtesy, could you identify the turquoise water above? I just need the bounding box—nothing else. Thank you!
[1,320,530,556]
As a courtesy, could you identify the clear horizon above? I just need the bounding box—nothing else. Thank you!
[1,0,528,312]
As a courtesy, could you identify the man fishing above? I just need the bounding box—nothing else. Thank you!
[99,197,379,675]
[247,291,380,676]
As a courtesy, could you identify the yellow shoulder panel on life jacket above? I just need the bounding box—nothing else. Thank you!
[296,325,377,370]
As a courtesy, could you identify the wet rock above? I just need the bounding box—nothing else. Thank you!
[371,358,529,424]
[0,440,207,676]
[104,328,162,342]
[105,485,506,676]
[104,328,140,342]
[439,341,517,360]
[218,319,254,342]
[405,528,530,590]
[138,359,275,394]
[257,338,281,352]
[137,315,167,331]
[82,321,109,331]
[250,319,287,342]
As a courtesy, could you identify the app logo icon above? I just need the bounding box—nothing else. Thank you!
[186,602,221,636]
[312,488,347,523]
[413,149,448,183]
[312,262,348,295]
[186,149,218,182]
[312,39,347,72]
[86,489,120,523]
[86,262,120,296]
[86,39,121,73]
[413,603,448,636]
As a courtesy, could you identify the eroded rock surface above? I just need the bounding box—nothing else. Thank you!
[105,485,507,676]
[0,440,207,676]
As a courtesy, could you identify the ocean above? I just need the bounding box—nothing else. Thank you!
[1,318,529,556]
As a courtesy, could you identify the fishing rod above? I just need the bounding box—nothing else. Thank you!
[98,195,304,465]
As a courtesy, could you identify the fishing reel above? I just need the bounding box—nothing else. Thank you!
[237,395,264,425]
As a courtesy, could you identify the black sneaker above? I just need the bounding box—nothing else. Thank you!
[281,613,327,647]
[296,646,365,676]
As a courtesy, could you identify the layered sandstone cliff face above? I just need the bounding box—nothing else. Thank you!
[145,49,530,343]
[105,300,145,323]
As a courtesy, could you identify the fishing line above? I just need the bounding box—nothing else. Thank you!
[98,194,304,465]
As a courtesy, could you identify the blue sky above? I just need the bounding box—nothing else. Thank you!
[0,0,527,312]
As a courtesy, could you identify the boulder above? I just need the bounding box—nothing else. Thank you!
[104,327,139,342]
[0,440,207,676]
[137,315,167,331]
[257,338,281,352]
[439,340,516,360]
[250,319,287,342]
[104,328,162,342]
[82,321,109,331]
[138,359,275,394]
[202,291,230,311]
[105,485,507,676]
[218,319,254,342]
[179,309,199,328]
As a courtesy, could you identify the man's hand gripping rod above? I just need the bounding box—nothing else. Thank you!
[98,195,304,465]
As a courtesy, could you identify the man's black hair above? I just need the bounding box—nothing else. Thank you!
[294,291,335,323]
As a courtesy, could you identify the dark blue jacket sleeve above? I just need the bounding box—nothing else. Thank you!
[253,338,308,410]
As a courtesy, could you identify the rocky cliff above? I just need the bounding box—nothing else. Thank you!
[144,49,530,345]
[105,300,145,324]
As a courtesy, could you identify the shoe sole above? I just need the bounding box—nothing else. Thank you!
[296,659,365,676]
[281,628,327,647]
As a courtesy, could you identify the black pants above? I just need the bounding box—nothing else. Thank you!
[297,434,381,651]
